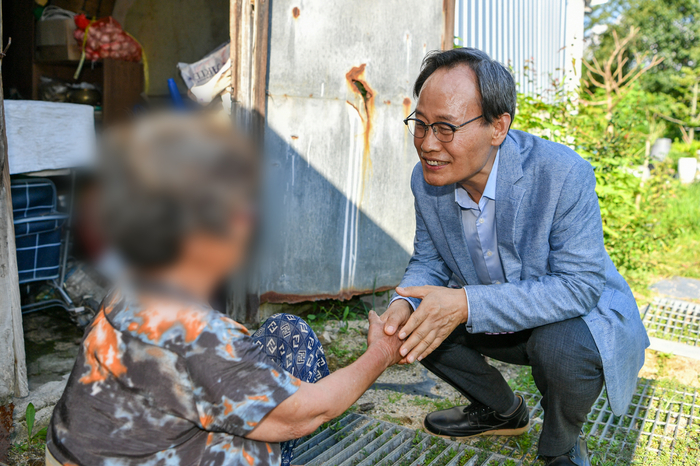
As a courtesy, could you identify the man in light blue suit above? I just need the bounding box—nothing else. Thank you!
[380,48,649,466]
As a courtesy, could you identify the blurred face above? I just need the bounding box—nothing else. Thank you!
[179,210,255,283]
[414,65,505,188]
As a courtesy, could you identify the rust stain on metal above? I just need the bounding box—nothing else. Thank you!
[0,403,14,463]
[403,97,412,116]
[383,100,391,105]
[291,135,299,140]
[261,285,396,304]
[292,6,300,18]
[345,64,376,193]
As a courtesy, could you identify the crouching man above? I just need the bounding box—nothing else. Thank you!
[381,48,649,466]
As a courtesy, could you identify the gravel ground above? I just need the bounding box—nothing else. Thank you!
[323,317,700,432]
[319,318,526,430]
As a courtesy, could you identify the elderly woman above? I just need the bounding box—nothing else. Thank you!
[46,113,402,466]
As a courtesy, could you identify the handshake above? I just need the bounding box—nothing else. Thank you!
[365,285,470,367]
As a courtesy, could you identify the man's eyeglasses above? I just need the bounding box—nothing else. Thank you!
[403,111,483,143]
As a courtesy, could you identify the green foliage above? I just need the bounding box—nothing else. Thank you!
[631,426,700,465]
[303,298,370,332]
[586,0,700,143]
[513,72,698,295]
[13,403,48,453]
[669,140,700,165]
[587,0,700,97]
[325,340,367,371]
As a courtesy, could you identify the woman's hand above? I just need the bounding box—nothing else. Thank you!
[366,310,403,367]
[248,311,407,442]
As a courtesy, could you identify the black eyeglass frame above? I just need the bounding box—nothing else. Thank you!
[403,111,484,142]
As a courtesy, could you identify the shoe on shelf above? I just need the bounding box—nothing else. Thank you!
[540,433,591,466]
[422,394,529,438]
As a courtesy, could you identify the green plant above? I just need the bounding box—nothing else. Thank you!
[304,298,370,330]
[412,430,422,445]
[410,396,434,407]
[14,403,47,452]
[431,396,462,411]
[458,449,476,465]
[423,438,447,464]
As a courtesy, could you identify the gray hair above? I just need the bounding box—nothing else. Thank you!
[413,47,516,127]
[98,112,258,269]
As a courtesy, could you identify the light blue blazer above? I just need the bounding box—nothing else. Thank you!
[396,129,649,416]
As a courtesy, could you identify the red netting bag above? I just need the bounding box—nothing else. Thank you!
[73,15,142,62]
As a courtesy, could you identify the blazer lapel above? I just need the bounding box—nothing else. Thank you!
[437,188,480,286]
[495,135,525,282]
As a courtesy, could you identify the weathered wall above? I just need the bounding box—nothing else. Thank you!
[259,0,445,302]
[122,0,229,95]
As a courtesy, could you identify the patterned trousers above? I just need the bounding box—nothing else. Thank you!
[252,313,330,466]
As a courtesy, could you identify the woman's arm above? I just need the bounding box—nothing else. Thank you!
[246,311,402,442]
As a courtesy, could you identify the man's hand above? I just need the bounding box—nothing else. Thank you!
[395,285,468,364]
[380,299,413,337]
[366,310,404,366]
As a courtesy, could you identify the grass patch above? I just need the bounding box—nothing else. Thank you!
[627,181,700,299]
[325,340,367,372]
[508,366,538,394]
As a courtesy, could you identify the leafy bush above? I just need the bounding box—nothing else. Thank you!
[513,78,694,295]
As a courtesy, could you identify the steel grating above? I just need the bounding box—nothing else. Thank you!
[643,298,700,346]
[293,380,700,465]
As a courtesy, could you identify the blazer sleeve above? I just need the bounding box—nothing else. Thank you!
[391,167,453,310]
[465,160,607,333]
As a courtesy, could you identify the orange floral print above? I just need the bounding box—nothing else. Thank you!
[79,311,128,384]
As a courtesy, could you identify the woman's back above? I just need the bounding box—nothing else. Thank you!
[47,284,300,466]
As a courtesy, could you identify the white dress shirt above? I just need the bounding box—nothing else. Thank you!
[392,151,507,332]
[455,151,506,329]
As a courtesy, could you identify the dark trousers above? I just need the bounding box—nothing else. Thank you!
[421,317,604,457]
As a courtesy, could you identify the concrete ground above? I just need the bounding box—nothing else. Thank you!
[9,278,700,465]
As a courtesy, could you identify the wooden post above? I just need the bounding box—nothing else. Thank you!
[1,3,28,458]
[228,0,270,323]
[0,0,28,404]
[230,0,270,126]
[442,0,456,50]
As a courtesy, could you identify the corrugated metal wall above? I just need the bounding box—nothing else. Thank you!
[455,0,584,95]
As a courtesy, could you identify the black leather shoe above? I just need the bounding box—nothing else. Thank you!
[422,394,529,438]
[541,434,591,466]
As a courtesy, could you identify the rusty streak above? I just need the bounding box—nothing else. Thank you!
[0,403,14,462]
[403,97,412,117]
[345,64,376,190]
[292,7,300,18]
[261,285,396,304]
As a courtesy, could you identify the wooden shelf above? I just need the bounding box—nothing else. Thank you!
[3,1,144,127]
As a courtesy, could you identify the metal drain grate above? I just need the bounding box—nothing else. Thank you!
[294,380,700,465]
[643,298,700,346]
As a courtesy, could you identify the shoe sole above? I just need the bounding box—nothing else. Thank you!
[421,418,530,439]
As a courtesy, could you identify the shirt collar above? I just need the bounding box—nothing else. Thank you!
[455,149,500,209]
